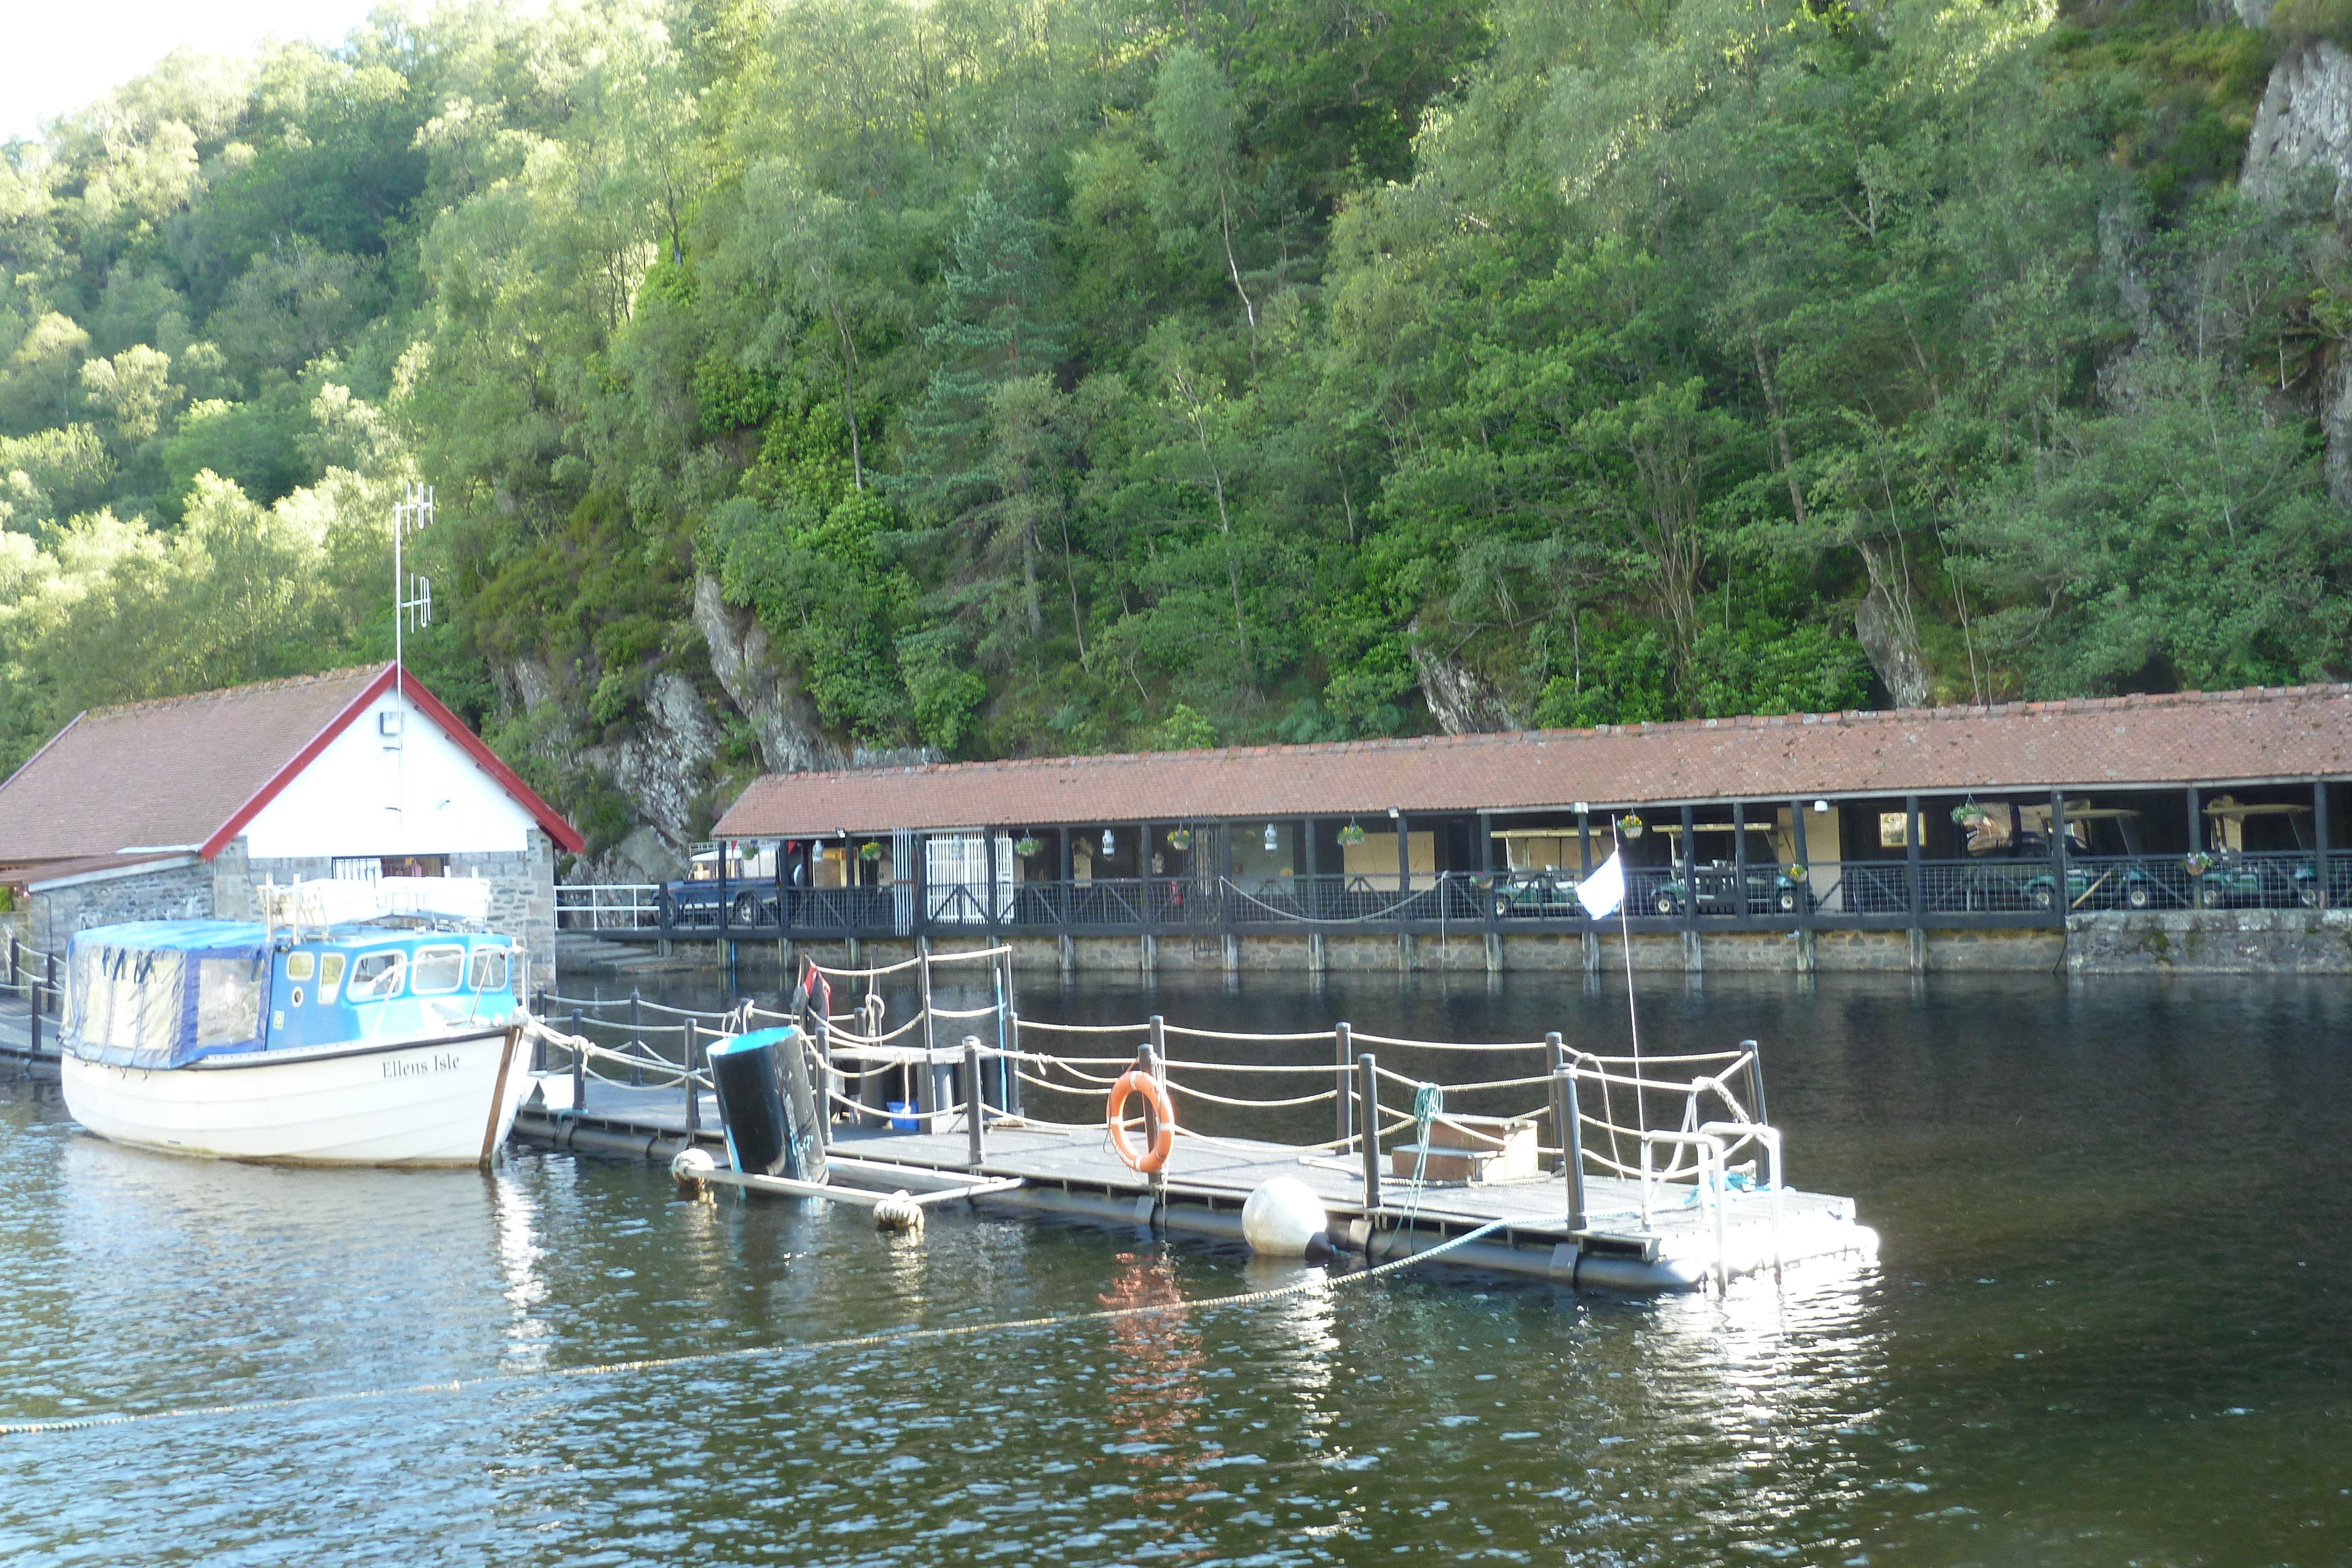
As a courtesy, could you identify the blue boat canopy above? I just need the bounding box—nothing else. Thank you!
[63,921,270,1071]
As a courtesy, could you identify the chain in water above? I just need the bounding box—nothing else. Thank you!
[0,1219,1511,1439]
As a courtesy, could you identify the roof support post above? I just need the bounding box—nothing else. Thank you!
[914,831,930,942]
[1305,817,1321,923]
[983,824,1000,938]
[1679,804,1698,936]
[1479,811,1496,937]
[1137,823,1157,953]
[1790,800,1813,935]
[1216,819,1235,938]
[2317,781,2332,912]
[1578,809,1592,877]
[1733,802,1749,926]
[1905,794,1923,931]
[2187,787,2202,857]
[2050,790,2069,930]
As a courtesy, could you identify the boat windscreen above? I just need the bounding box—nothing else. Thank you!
[63,924,269,1068]
[195,957,266,1051]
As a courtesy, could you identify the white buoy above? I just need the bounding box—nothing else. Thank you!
[670,1145,716,1191]
[1242,1176,1331,1261]
[873,1190,926,1236]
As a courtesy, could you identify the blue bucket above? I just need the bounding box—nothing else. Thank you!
[887,1099,917,1132]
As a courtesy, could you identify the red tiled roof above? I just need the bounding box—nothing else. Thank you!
[0,664,583,868]
[716,685,2352,836]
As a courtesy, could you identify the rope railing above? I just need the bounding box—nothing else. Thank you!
[1156,1022,1339,1043]
[518,937,1772,1228]
[540,991,738,1021]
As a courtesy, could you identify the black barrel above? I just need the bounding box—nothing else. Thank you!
[709,1027,827,1182]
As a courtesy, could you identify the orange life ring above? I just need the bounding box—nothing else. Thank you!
[1107,1069,1177,1174]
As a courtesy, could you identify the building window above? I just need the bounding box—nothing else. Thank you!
[382,855,449,879]
[332,857,381,882]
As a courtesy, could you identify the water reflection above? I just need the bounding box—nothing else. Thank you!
[5,971,2351,1565]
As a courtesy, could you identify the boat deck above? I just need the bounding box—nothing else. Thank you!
[514,1076,1875,1291]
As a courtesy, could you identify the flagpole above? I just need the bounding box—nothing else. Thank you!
[1614,831,1645,1138]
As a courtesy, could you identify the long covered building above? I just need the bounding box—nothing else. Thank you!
[681,684,2352,972]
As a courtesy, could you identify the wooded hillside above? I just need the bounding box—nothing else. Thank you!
[2,0,2345,872]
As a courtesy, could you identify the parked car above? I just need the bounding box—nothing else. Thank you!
[657,842,787,928]
[1652,860,1809,916]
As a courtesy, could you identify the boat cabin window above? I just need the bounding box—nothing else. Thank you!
[318,953,345,1004]
[74,948,188,1057]
[285,952,315,982]
[349,951,405,1001]
[468,947,510,994]
[410,945,466,995]
[195,957,265,1047]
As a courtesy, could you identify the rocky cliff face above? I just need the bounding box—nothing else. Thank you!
[2243,41,2352,503]
[1408,618,1524,735]
[2243,41,2352,207]
[496,656,723,880]
[690,572,848,774]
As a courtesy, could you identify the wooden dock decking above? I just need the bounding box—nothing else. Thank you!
[514,1076,1875,1292]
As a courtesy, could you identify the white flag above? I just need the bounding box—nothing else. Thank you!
[1576,850,1626,920]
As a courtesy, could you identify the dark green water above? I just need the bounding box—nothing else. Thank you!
[2,971,2347,1565]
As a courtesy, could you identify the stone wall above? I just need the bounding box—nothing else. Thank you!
[28,860,216,952]
[659,914,2349,978]
[2064,909,2352,972]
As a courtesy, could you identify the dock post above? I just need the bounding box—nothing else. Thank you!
[685,1021,701,1136]
[964,1035,985,1168]
[1743,1037,1769,1142]
[1357,1052,1380,1221]
[814,1015,837,1129]
[569,1007,584,1115]
[29,965,41,1061]
[918,941,937,1061]
[1003,1009,1024,1117]
[1334,1022,1353,1148]
[629,990,643,1086]
[1148,1014,1167,1080]
[1547,1031,1586,1233]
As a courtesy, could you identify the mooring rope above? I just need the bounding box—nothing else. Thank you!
[0,1219,1512,1439]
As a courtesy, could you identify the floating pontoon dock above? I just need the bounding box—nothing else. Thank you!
[514,946,1876,1292]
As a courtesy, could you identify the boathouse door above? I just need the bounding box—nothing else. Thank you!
[925,834,1013,925]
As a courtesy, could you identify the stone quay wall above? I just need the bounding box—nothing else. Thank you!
[641,914,2352,978]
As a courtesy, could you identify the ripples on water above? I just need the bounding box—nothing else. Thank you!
[1,971,2347,1566]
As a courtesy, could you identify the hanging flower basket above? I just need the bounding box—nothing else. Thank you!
[1166,828,1192,851]
[1952,803,1987,828]
[858,841,884,863]
[1012,835,1043,858]
[1337,824,1368,847]
[1785,863,1808,881]
[2184,851,2215,877]
[1618,811,1645,840]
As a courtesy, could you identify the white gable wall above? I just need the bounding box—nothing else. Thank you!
[241,686,539,858]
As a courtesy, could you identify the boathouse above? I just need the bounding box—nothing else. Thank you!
[0,664,583,987]
[678,684,2352,973]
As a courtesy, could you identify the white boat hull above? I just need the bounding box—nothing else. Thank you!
[61,1027,531,1167]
